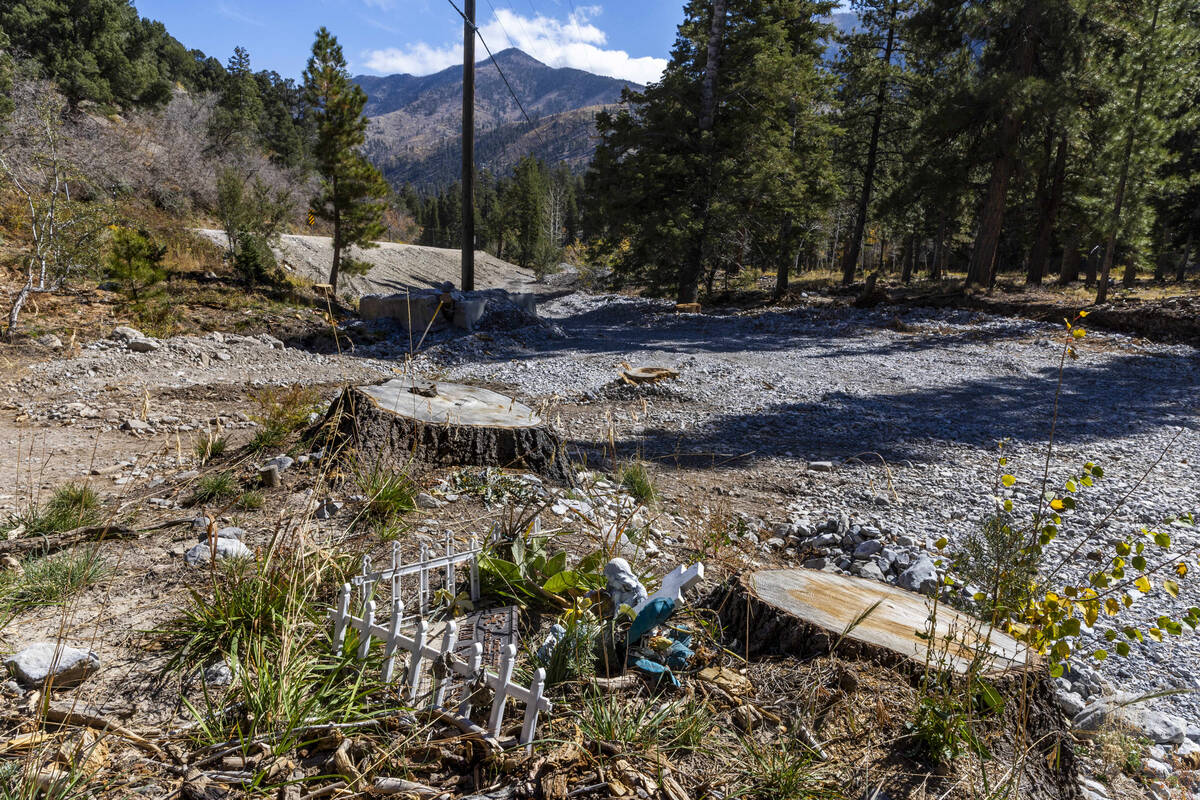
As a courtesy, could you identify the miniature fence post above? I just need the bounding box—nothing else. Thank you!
[418,541,429,615]
[487,644,517,737]
[332,583,351,655]
[433,620,459,708]
[445,534,457,598]
[469,534,480,601]
[520,668,547,751]
[390,541,403,600]
[361,555,376,604]
[381,598,404,683]
[357,600,376,659]
[405,618,429,703]
[459,642,483,719]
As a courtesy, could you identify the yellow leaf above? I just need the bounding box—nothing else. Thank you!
[1177,563,1189,578]
[1134,576,1152,593]
[1148,628,1163,643]
[1163,580,1180,598]
[1079,310,1089,317]
[1072,327,1086,339]
[934,537,948,550]
[1001,474,1016,487]
[1105,598,1120,616]
[1050,498,1064,511]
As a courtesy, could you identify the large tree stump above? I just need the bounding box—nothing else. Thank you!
[319,379,571,483]
[713,569,1032,676]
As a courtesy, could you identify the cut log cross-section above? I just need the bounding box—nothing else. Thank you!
[320,379,570,483]
[717,569,1031,676]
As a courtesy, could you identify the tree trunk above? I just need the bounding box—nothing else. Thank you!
[1097,0,1159,304]
[1084,245,1098,286]
[711,569,1030,675]
[966,3,1038,289]
[318,380,571,483]
[840,2,898,286]
[677,0,728,305]
[1058,231,1081,285]
[774,216,794,299]
[330,178,343,293]
[7,276,33,336]
[1027,131,1068,286]
[930,213,947,280]
[1177,217,1195,282]
[899,233,915,284]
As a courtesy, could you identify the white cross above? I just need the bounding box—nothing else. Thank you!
[633,562,705,614]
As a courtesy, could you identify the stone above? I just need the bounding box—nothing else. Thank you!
[1073,695,1189,744]
[110,326,145,341]
[853,540,883,560]
[259,465,280,488]
[803,557,828,570]
[1055,691,1086,718]
[212,527,245,541]
[808,461,834,472]
[1142,758,1171,779]
[415,492,440,509]
[604,557,648,612]
[121,419,152,433]
[315,499,341,520]
[765,537,786,549]
[36,334,63,349]
[1079,778,1109,799]
[202,660,233,687]
[264,455,294,473]
[4,642,100,688]
[897,557,939,595]
[258,334,285,349]
[856,562,886,582]
[808,533,841,549]
[184,538,253,566]
[128,338,159,353]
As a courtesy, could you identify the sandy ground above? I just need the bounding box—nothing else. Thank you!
[194,230,541,297]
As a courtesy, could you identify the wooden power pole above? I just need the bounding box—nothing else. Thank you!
[461,0,476,291]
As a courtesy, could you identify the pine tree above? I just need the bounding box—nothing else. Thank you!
[302,27,389,292]
[586,0,837,301]
[209,47,264,153]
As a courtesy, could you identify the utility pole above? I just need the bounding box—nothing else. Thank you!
[461,0,476,291]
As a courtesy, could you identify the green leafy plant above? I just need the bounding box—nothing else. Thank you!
[479,523,604,609]
[249,385,320,452]
[539,609,602,687]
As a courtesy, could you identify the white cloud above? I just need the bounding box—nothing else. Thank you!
[362,6,666,84]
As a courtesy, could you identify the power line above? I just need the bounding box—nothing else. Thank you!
[446,0,538,130]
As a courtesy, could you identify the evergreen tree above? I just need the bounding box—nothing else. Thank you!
[106,227,166,302]
[302,27,389,292]
[209,47,264,153]
[504,156,553,271]
[587,0,837,301]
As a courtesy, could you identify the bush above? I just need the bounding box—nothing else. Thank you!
[233,234,277,286]
[106,226,167,301]
[191,471,237,505]
[617,461,656,505]
[357,466,416,523]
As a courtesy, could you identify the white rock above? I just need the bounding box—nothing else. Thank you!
[415,492,440,509]
[897,556,939,595]
[1143,758,1171,779]
[184,538,253,566]
[110,326,145,341]
[128,338,160,353]
[4,642,100,688]
[1055,690,1087,718]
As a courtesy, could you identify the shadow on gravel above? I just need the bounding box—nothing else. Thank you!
[569,352,1197,468]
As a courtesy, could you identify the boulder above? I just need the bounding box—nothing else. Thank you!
[4,643,100,688]
[1073,694,1189,744]
[110,326,145,341]
[184,538,253,566]
[897,556,939,595]
[128,338,160,353]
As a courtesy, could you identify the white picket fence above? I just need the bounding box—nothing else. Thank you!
[329,534,551,750]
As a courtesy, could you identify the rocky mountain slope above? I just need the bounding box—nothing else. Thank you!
[357,49,638,188]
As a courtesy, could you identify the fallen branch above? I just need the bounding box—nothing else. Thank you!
[0,524,137,557]
[42,702,165,757]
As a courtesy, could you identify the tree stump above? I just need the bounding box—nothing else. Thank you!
[319,379,571,483]
[714,569,1032,676]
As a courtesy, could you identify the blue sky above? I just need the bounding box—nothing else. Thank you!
[135,0,683,83]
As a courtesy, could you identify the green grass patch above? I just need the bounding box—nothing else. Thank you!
[191,471,238,505]
[357,466,416,523]
[617,461,656,505]
[4,483,101,537]
[2,548,113,610]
